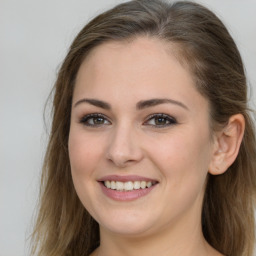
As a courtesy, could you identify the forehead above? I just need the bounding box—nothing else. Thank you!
[85,36,173,64]
[74,37,208,113]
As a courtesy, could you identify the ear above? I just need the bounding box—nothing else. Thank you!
[208,114,245,175]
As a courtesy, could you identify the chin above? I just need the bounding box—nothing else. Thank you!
[101,222,155,237]
[95,209,159,237]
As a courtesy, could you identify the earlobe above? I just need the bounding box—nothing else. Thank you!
[208,114,245,175]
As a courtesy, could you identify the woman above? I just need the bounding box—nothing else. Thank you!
[31,1,256,255]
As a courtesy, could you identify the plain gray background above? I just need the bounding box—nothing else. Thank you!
[1,0,255,255]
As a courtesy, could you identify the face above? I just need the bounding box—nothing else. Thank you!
[68,37,215,238]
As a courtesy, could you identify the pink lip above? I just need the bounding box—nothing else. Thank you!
[98,175,159,201]
[98,175,158,182]
[99,182,157,201]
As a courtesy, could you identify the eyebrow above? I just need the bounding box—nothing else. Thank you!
[136,98,189,110]
[74,98,189,111]
[74,98,111,109]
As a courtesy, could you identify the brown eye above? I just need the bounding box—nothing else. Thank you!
[155,117,169,125]
[144,114,177,127]
[80,114,111,127]
[93,117,105,124]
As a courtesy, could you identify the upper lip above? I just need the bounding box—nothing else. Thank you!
[98,175,158,183]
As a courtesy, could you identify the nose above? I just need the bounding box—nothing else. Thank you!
[106,124,144,168]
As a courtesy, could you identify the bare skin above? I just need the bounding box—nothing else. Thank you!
[90,229,224,256]
[70,37,242,256]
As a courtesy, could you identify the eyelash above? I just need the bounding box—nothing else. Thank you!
[79,113,177,128]
[144,113,177,128]
[79,113,111,127]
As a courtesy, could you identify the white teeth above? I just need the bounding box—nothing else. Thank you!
[116,181,124,191]
[140,181,146,189]
[124,181,133,191]
[105,180,111,188]
[103,180,156,191]
[134,181,141,190]
[110,181,116,190]
[146,181,152,188]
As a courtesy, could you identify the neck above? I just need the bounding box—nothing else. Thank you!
[94,213,219,256]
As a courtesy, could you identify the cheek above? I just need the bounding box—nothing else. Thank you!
[68,128,103,212]
[147,127,212,188]
[69,128,99,171]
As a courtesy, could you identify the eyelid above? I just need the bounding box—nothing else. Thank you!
[78,112,177,128]
[143,113,177,127]
[79,113,111,127]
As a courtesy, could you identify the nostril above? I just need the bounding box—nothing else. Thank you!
[106,150,144,168]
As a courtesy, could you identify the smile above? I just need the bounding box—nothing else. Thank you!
[98,175,159,201]
[103,180,156,191]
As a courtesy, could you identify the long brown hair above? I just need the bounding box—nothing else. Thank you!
[31,1,256,255]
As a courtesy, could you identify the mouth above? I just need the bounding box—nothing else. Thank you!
[98,175,159,201]
[102,180,158,191]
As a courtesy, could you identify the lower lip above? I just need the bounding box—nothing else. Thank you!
[99,182,157,201]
